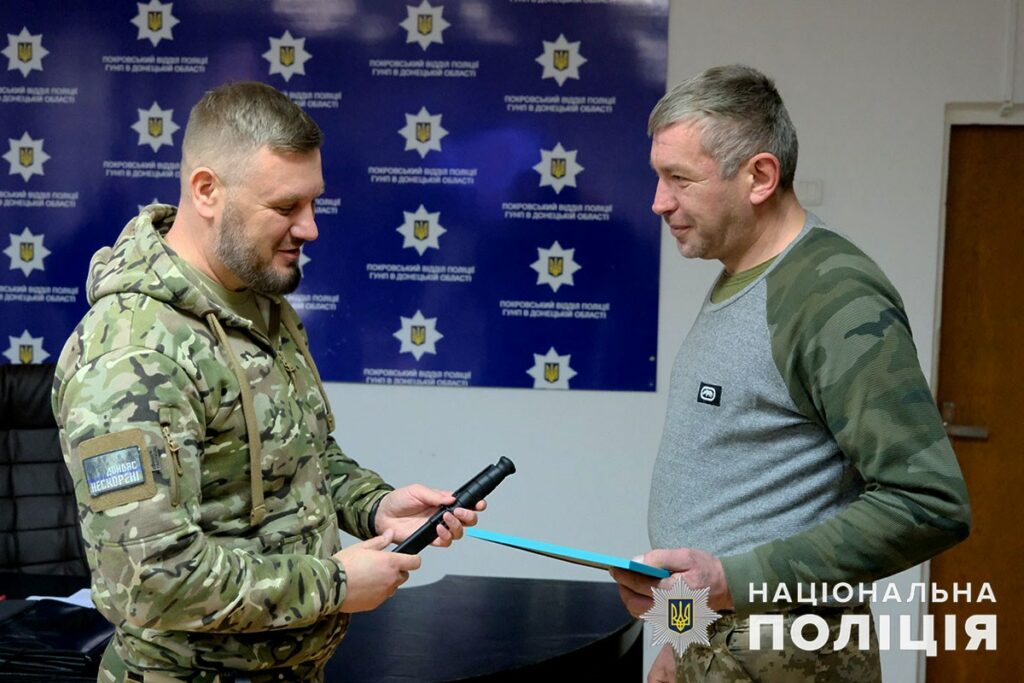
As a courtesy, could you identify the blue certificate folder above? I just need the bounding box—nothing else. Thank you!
[466,528,671,579]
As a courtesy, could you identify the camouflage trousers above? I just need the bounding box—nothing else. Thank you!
[674,604,881,682]
[98,638,325,683]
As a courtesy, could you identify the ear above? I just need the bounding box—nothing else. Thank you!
[188,166,224,220]
[746,153,781,206]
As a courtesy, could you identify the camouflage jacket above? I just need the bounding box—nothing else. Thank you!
[52,205,393,678]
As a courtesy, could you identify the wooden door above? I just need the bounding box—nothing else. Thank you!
[928,124,1024,681]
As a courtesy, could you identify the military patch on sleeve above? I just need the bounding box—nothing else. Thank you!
[78,429,156,512]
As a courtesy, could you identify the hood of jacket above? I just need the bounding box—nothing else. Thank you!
[87,204,260,334]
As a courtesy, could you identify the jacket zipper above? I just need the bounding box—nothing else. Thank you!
[160,420,183,507]
[280,356,297,383]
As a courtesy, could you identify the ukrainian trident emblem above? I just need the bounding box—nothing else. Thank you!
[17,42,32,63]
[414,220,429,241]
[547,256,564,277]
[148,11,163,32]
[669,599,693,634]
[411,325,427,346]
[19,242,34,263]
[550,158,566,179]
[417,14,433,35]
[553,49,570,71]
[544,362,560,383]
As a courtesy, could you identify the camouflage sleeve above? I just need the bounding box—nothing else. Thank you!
[55,346,350,632]
[721,229,971,613]
[322,437,393,539]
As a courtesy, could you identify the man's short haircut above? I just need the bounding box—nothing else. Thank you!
[181,81,323,185]
[648,64,798,189]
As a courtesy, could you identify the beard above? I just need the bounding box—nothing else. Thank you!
[214,200,302,295]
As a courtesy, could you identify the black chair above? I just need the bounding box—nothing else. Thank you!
[0,363,88,577]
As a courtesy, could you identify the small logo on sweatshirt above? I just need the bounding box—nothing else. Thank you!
[697,382,721,406]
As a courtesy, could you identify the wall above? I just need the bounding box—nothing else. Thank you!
[321,1,1022,680]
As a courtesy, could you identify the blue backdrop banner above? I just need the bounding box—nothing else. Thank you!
[0,0,667,391]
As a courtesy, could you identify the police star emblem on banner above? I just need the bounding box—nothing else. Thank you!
[4,132,49,182]
[264,30,311,82]
[3,27,48,78]
[400,0,450,51]
[132,102,180,152]
[642,578,721,657]
[531,241,580,292]
[397,204,446,255]
[4,227,50,276]
[536,33,587,87]
[533,143,583,194]
[398,107,448,158]
[3,329,49,365]
[131,0,179,47]
[394,310,443,360]
[527,347,577,389]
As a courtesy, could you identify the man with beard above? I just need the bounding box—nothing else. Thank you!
[53,81,482,683]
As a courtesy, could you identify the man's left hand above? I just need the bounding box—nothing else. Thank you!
[374,485,486,547]
[609,547,734,617]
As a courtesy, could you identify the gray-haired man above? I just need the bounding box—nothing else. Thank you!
[611,65,970,682]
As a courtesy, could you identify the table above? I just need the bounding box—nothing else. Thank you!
[0,573,642,682]
[329,575,642,681]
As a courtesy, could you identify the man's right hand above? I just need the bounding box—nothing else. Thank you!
[334,529,421,613]
[648,643,677,683]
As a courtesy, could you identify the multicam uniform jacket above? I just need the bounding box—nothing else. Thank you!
[52,205,393,680]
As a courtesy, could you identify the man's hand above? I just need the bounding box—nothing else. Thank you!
[609,547,734,617]
[374,484,486,547]
[648,643,677,683]
[334,530,421,613]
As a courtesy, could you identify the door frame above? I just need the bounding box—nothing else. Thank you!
[930,103,1024,384]
[922,102,1024,683]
